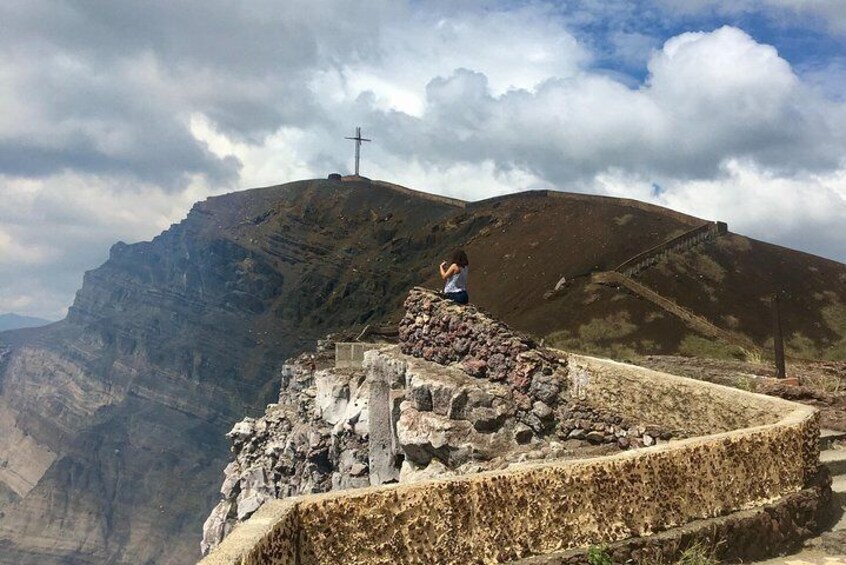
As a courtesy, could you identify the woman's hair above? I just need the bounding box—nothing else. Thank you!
[450,249,469,267]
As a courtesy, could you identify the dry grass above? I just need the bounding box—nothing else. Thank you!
[578,312,637,343]
[678,335,745,361]
[802,372,842,394]
[613,213,634,226]
[693,254,726,283]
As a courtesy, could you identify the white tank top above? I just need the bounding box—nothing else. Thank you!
[444,266,468,293]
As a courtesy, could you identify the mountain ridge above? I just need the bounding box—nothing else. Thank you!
[0,177,843,564]
[0,314,53,332]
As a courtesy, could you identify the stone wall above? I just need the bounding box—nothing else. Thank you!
[200,370,818,564]
[201,351,371,554]
[570,355,792,435]
[201,289,821,564]
[399,288,568,426]
[201,355,820,565]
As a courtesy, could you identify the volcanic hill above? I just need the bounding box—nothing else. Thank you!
[0,177,844,564]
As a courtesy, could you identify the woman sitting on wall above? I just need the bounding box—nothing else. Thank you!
[440,249,469,305]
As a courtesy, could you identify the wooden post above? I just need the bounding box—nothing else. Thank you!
[772,293,786,379]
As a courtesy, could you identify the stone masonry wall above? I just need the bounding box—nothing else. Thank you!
[399,288,568,427]
[201,349,371,555]
[201,379,819,564]
[201,289,821,565]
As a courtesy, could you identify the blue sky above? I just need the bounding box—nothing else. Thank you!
[1,0,845,319]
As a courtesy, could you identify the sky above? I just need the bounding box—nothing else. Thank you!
[1,0,845,320]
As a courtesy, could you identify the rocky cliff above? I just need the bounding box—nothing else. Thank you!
[0,178,471,564]
[0,177,843,564]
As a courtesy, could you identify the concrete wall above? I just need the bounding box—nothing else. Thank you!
[201,356,818,565]
[201,289,818,564]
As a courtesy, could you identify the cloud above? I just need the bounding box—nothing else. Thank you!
[368,26,845,184]
[660,0,846,31]
[0,172,224,319]
[1,2,845,318]
[596,160,846,262]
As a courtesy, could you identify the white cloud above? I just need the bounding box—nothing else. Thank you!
[1,2,845,318]
[596,160,846,261]
[0,172,226,319]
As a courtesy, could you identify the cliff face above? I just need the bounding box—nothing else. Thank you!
[0,179,471,564]
[0,177,843,564]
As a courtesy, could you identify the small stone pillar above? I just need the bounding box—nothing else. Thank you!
[364,350,405,485]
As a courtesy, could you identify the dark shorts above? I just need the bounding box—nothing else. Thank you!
[444,290,469,305]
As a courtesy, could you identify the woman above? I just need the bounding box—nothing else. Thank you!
[440,249,469,305]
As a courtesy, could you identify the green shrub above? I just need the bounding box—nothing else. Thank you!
[587,544,613,565]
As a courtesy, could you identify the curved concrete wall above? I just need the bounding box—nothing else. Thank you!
[201,354,818,565]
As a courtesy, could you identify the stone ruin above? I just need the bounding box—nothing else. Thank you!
[201,287,825,564]
[202,288,679,554]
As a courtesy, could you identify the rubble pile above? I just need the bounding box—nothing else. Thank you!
[201,350,369,554]
[558,403,674,449]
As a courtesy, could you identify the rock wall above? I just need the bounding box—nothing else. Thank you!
[201,354,820,565]
[202,290,679,554]
[517,468,832,564]
[201,349,370,555]
[201,286,822,565]
[399,288,568,426]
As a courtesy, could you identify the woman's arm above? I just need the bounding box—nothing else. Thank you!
[440,262,459,280]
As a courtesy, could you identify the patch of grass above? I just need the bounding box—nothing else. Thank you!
[546,329,641,361]
[821,297,846,361]
[578,312,637,343]
[716,234,751,252]
[733,374,758,392]
[721,314,739,330]
[663,251,688,275]
[739,347,763,364]
[645,312,665,323]
[784,332,822,360]
[676,542,719,565]
[804,373,842,394]
[678,335,744,361]
[613,213,634,226]
[693,254,725,283]
[546,330,640,362]
[587,545,613,565]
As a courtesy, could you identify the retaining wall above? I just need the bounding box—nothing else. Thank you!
[202,291,818,565]
[201,354,818,564]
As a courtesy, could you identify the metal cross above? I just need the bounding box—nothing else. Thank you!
[345,126,371,177]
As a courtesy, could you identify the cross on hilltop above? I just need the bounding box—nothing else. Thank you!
[345,126,371,177]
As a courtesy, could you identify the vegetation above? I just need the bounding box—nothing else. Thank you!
[678,335,745,361]
[613,213,634,226]
[578,312,637,343]
[692,254,726,283]
[546,311,643,361]
[587,545,613,565]
[675,542,720,565]
[821,295,846,360]
[733,374,758,393]
[585,541,721,565]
